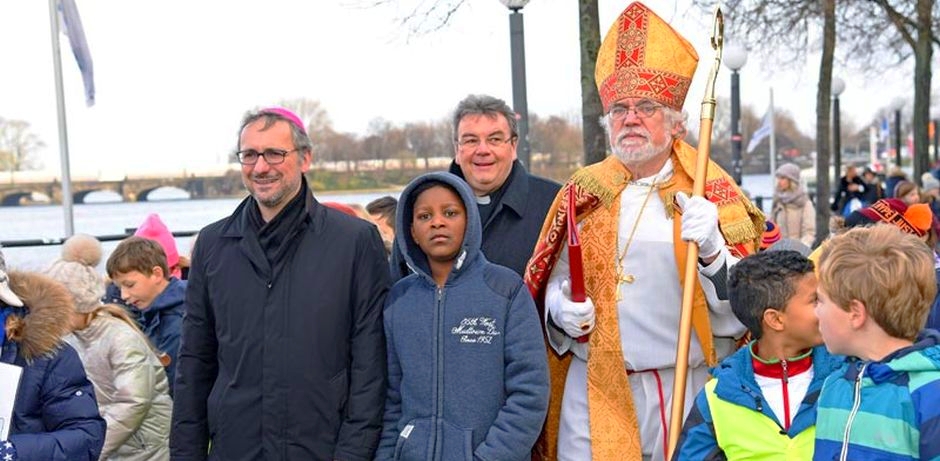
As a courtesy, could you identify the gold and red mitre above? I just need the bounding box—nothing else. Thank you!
[595,2,699,113]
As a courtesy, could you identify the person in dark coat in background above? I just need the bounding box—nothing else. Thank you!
[830,165,867,216]
[390,94,560,280]
[170,107,390,461]
[0,248,105,461]
[860,167,884,205]
[884,165,908,199]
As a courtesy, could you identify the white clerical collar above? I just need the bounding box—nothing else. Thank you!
[629,159,674,187]
[476,195,492,205]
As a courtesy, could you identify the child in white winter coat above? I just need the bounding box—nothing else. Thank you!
[46,234,172,461]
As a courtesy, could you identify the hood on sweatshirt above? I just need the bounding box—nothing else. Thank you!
[395,172,483,283]
[846,329,940,383]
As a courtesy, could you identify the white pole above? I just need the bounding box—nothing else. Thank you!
[48,0,75,237]
[768,88,776,175]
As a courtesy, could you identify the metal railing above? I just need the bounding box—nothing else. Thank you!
[0,230,198,249]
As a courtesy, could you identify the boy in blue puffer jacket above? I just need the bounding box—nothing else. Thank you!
[673,250,843,460]
[375,172,549,461]
[0,249,105,461]
[813,224,940,460]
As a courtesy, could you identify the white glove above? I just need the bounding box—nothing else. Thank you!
[548,278,595,339]
[676,192,725,259]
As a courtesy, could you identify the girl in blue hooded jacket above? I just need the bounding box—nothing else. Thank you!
[375,172,549,461]
[0,266,105,461]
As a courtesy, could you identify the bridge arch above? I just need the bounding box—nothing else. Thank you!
[75,188,122,204]
[2,192,34,206]
[137,186,191,202]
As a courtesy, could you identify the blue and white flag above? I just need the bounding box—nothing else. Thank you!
[746,108,773,154]
[59,0,94,106]
[879,117,890,142]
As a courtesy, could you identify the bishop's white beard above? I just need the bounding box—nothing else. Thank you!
[611,128,673,173]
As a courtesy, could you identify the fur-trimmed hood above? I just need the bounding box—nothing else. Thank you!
[4,270,74,361]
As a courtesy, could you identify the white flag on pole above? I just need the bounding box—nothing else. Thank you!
[746,108,773,154]
[59,0,95,106]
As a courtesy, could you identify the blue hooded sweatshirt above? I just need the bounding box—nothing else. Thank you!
[375,172,549,461]
[814,330,940,461]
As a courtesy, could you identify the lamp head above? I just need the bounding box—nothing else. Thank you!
[499,0,531,10]
[891,97,905,111]
[831,77,845,96]
[723,42,748,71]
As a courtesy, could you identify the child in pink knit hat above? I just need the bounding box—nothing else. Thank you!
[134,214,182,279]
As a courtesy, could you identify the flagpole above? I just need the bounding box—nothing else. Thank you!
[48,0,75,237]
[769,88,776,175]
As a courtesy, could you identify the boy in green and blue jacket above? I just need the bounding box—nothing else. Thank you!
[673,250,843,460]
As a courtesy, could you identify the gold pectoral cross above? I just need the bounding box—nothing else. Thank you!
[616,273,636,300]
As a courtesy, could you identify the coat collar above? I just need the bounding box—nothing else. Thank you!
[448,159,530,221]
[711,345,843,434]
[218,179,321,277]
[220,178,323,240]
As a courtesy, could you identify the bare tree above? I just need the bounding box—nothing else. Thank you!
[814,0,837,245]
[319,130,361,172]
[697,0,838,243]
[579,0,605,166]
[874,0,935,182]
[405,120,448,170]
[363,0,606,167]
[0,118,44,171]
[277,98,334,156]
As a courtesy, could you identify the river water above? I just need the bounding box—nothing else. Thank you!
[0,174,775,271]
[0,190,399,271]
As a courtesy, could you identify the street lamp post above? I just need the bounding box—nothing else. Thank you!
[500,0,531,169]
[831,77,845,188]
[892,97,904,169]
[723,43,748,185]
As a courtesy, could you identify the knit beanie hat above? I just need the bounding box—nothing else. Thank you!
[921,172,940,192]
[775,163,801,184]
[766,238,812,257]
[893,180,919,201]
[761,221,782,250]
[45,234,105,313]
[134,214,180,278]
[845,198,932,237]
[61,233,102,267]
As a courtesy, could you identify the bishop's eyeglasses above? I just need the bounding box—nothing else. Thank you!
[608,101,662,120]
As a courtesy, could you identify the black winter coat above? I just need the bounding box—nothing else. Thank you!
[170,191,390,461]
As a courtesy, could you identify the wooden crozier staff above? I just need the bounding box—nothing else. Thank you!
[666,6,724,459]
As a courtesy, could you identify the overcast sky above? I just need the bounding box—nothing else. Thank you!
[0,0,911,179]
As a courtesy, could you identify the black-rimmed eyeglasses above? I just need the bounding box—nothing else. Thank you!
[235,148,300,165]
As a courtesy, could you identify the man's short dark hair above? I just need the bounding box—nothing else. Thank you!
[728,250,815,339]
[366,196,397,231]
[452,94,518,142]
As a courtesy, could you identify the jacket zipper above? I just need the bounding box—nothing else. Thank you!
[781,359,791,432]
[432,286,445,460]
[840,363,867,461]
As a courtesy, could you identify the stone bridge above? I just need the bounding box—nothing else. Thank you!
[0,172,243,206]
